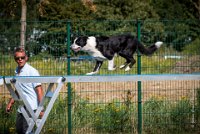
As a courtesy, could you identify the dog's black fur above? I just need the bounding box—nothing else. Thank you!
[71,34,162,75]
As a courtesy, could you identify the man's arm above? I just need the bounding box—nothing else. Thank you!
[35,85,44,117]
[35,85,43,105]
[6,98,15,113]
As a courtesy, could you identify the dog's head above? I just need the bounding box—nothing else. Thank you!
[71,36,88,52]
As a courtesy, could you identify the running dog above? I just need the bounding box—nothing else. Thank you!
[71,34,163,75]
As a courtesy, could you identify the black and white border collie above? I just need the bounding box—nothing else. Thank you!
[71,34,163,75]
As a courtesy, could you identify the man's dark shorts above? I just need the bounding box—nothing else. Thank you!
[16,112,28,134]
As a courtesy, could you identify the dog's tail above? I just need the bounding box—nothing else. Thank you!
[137,41,163,55]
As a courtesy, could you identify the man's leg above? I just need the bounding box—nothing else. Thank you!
[16,112,28,134]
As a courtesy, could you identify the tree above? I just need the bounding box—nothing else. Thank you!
[94,0,159,20]
[190,0,200,20]
[20,0,27,49]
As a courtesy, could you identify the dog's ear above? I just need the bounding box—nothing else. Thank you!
[76,37,88,47]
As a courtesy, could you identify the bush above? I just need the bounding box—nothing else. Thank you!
[143,95,171,133]
[170,97,193,131]
[0,96,19,134]
[183,38,200,55]
[70,90,136,133]
[195,88,200,131]
[93,100,135,133]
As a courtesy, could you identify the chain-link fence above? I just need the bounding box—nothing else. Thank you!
[0,20,200,133]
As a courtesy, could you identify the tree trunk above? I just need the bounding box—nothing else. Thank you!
[190,0,200,20]
[20,0,27,49]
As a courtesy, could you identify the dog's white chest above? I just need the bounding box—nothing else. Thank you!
[82,37,107,61]
[89,51,107,61]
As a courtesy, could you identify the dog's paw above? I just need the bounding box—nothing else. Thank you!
[86,72,97,75]
[125,66,131,71]
[108,68,116,71]
[119,64,126,69]
[108,66,116,71]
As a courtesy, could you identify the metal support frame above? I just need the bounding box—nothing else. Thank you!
[0,77,3,85]
[4,76,66,134]
[2,74,200,134]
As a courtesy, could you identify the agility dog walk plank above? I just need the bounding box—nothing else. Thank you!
[3,74,200,83]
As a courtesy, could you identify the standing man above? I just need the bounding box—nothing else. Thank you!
[6,47,44,134]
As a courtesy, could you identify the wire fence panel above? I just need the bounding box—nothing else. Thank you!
[0,20,199,76]
[71,81,138,134]
[70,80,200,134]
[1,76,199,134]
[142,80,200,133]
[0,20,200,134]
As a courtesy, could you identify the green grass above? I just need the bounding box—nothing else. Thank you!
[1,45,199,76]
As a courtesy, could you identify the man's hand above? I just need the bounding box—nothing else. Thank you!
[39,111,44,118]
[6,104,12,113]
[6,98,15,113]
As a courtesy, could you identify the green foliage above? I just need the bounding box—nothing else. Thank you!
[0,54,16,76]
[140,20,165,46]
[38,0,94,21]
[170,98,193,131]
[0,0,21,20]
[0,0,39,20]
[94,0,159,20]
[162,20,197,51]
[183,38,200,55]
[0,0,199,21]
[0,0,199,54]
[150,0,194,19]
[0,94,67,134]
[196,88,200,131]
[1,19,199,57]
[143,95,199,133]
[0,20,21,52]
[0,96,19,134]
[1,88,200,133]
[72,98,95,127]
[93,102,134,133]
[72,90,136,133]
[143,95,171,132]
[72,90,200,133]
[71,20,138,39]
[93,93,136,133]
[42,97,67,134]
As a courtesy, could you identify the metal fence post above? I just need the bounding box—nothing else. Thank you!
[67,20,72,134]
[137,20,142,134]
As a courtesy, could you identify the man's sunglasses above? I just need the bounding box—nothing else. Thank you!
[14,56,26,60]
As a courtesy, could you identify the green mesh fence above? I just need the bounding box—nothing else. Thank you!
[0,20,200,134]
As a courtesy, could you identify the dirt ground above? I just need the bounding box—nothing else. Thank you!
[1,80,199,104]
[71,80,200,103]
[71,55,200,103]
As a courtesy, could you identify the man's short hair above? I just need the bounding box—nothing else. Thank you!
[14,47,26,55]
